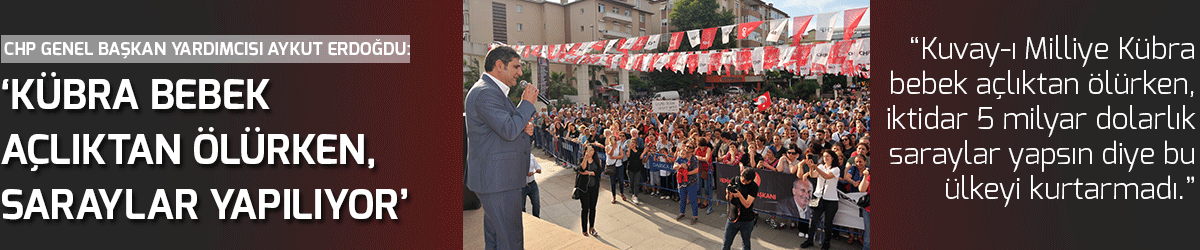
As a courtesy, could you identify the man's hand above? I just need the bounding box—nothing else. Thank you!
[525,120,535,136]
[527,171,535,177]
[522,83,539,104]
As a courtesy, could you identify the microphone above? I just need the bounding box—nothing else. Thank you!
[520,80,553,106]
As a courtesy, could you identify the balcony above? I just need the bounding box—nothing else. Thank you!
[600,29,631,39]
[603,11,633,23]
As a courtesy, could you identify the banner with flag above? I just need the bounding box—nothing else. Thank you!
[777,45,795,69]
[604,39,619,54]
[793,44,814,75]
[631,36,649,51]
[699,27,718,49]
[673,52,689,73]
[686,53,699,74]
[843,7,869,41]
[811,11,838,41]
[809,43,832,74]
[763,46,780,70]
[645,35,660,51]
[720,25,736,44]
[827,40,854,75]
[737,21,763,40]
[737,50,752,73]
[850,38,870,64]
[755,92,771,112]
[686,29,702,48]
[698,52,711,74]
[751,47,765,74]
[708,52,722,74]
[766,19,788,42]
[669,32,684,51]
[791,15,813,45]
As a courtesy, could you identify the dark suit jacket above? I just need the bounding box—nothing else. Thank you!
[465,75,536,194]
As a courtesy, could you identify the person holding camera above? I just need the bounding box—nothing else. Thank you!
[801,150,842,250]
[577,145,603,237]
[722,168,759,250]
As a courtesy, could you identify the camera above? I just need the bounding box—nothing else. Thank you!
[806,154,817,161]
[727,176,741,193]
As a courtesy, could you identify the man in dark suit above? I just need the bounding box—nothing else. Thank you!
[465,46,538,250]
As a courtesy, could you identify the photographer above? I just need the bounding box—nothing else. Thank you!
[722,168,758,250]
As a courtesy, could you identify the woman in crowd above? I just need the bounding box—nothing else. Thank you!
[694,137,714,213]
[840,154,869,244]
[674,141,701,225]
[801,150,842,250]
[757,148,778,171]
[577,145,602,237]
[860,166,871,250]
[606,129,627,203]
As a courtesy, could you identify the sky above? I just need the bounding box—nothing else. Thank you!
[767,0,870,26]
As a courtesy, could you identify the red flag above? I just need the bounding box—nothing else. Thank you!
[668,32,684,51]
[666,53,680,71]
[763,46,780,70]
[699,27,718,49]
[686,54,699,74]
[793,44,814,72]
[843,7,869,41]
[591,40,607,52]
[755,92,771,112]
[737,21,764,40]
[791,15,813,46]
[841,60,856,76]
[569,43,582,55]
[631,36,649,51]
[615,38,628,54]
[708,52,722,73]
[650,53,664,72]
[737,50,753,72]
[828,40,854,66]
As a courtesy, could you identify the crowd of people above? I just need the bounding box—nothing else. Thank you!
[534,86,874,250]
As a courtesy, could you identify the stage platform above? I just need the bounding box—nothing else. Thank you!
[463,209,617,250]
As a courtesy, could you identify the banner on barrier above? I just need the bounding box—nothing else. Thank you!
[714,163,864,229]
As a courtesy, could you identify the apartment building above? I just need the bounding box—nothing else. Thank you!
[654,0,789,48]
[464,0,660,103]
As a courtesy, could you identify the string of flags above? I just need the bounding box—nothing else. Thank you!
[495,7,870,77]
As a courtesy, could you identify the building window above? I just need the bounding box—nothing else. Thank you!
[581,26,585,32]
[640,30,645,36]
[515,4,521,13]
[491,2,507,43]
[640,14,645,23]
[517,23,522,31]
[598,4,604,13]
[625,10,629,16]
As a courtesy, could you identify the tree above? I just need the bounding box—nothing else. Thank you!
[463,58,480,91]
[545,71,578,100]
[649,0,737,98]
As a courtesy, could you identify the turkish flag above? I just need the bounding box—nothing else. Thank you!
[755,92,771,112]
[669,32,684,51]
[737,21,764,40]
